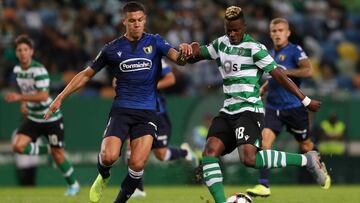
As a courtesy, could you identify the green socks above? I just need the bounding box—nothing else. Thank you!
[23,143,49,155]
[202,156,226,203]
[58,159,77,185]
[255,149,307,168]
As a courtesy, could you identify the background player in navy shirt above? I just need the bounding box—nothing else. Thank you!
[45,2,191,203]
[128,59,198,198]
[246,18,320,197]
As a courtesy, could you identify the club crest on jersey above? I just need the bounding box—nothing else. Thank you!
[119,58,152,72]
[278,54,286,61]
[143,45,153,54]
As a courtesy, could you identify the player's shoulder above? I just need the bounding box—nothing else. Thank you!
[288,42,304,52]
[241,33,266,50]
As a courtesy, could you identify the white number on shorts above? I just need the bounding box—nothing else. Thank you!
[48,134,59,145]
[235,127,245,140]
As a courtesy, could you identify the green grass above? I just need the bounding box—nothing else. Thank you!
[0,185,359,203]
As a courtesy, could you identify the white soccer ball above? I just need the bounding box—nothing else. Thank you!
[226,192,253,203]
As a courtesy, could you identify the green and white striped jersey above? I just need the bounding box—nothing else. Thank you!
[200,33,277,115]
[14,60,62,122]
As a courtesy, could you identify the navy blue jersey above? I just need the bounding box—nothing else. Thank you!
[91,33,172,110]
[266,43,308,110]
[157,59,171,114]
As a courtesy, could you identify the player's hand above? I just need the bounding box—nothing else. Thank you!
[190,42,200,58]
[21,102,28,115]
[306,99,321,112]
[179,43,192,57]
[44,96,62,120]
[4,92,21,102]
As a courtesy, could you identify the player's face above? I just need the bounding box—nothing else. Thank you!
[224,19,246,45]
[270,22,290,48]
[123,11,146,41]
[15,43,33,68]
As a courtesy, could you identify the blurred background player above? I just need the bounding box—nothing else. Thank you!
[4,34,80,196]
[185,6,330,203]
[246,17,318,198]
[318,112,346,155]
[124,59,198,198]
[45,2,191,203]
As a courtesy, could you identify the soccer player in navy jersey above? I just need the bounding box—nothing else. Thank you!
[246,17,328,197]
[44,2,191,203]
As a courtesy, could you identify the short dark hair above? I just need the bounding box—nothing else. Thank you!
[15,34,34,49]
[225,6,244,21]
[122,1,145,14]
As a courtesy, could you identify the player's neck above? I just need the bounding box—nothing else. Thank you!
[20,59,32,70]
[274,41,289,51]
[124,33,142,42]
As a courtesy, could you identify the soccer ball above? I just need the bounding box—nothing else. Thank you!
[226,193,253,203]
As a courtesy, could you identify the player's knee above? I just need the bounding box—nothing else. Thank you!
[154,152,166,161]
[128,160,146,171]
[300,140,314,152]
[12,143,25,154]
[241,154,256,167]
[100,151,118,166]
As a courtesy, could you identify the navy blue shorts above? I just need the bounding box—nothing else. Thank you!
[207,111,264,155]
[18,117,65,148]
[152,113,171,149]
[264,106,309,141]
[103,108,157,143]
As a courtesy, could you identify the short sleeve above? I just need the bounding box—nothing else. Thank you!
[200,38,219,60]
[34,67,50,91]
[90,45,108,72]
[155,34,173,56]
[294,45,308,65]
[252,43,277,73]
[161,59,171,77]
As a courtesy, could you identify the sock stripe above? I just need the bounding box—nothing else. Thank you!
[64,167,74,177]
[301,154,307,166]
[281,152,286,167]
[267,150,272,168]
[259,151,265,166]
[30,143,35,155]
[128,168,143,179]
[273,150,278,168]
[203,163,220,171]
[204,170,222,177]
[205,177,223,187]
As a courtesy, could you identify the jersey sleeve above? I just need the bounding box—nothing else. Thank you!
[252,43,277,73]
[161,59,171,77]
[199,38,219,60]
[155,34,173,56]
[90,45,108,72]
[33,67,50,91]
[294,45,308,64]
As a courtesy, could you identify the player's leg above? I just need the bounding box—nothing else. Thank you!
[13,119,49,155]
[236,112,329,188]
[202,113,235,203]
[90,136,121,202]
[246,128,276,197]
[50,147,80,196]
[90,110,125,203]
[46,118,80,196]
[114,134,153,203]
[113,109,157,203]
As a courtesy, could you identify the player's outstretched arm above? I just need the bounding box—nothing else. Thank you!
[44,67,95,119]
[167,47,190,66]
[286,58,314,78]
[186,42,206,64]
[4,90,49,103]
[270,67,321,112]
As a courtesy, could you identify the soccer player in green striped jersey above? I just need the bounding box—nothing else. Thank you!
[4,35,80,196]
[183,6,330,203]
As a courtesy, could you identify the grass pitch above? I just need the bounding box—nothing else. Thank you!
[0,185,359,203]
